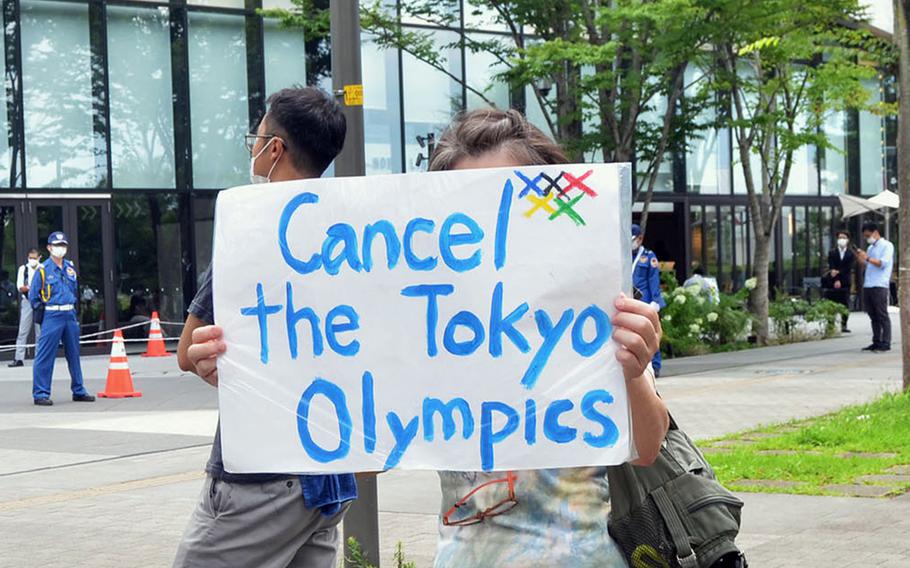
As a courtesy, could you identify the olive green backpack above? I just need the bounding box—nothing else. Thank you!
[606,415,745,568]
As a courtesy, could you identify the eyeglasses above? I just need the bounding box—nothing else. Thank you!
[442,471,518,527]
[244,133,280,153]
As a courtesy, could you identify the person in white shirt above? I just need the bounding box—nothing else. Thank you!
[9,249,42,367]
[855,222,894,352]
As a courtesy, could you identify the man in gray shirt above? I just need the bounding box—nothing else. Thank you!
[174,87,357,568]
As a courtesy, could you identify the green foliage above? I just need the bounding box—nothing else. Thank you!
[394,542,417,568]
[346,538,416,568]
[769,296,848,340]
[806,299,849,338]
[346,538,375,568]
[705,391,910,496]
[659,276,752,358]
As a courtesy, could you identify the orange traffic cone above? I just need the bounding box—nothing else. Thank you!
[142,311,171,357]
[98,330,142,398]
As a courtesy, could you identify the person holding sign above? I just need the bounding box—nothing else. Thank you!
[173,87,355,568]
[427,109,669,568]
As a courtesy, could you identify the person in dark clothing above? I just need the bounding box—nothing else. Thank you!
[824,230,855,332]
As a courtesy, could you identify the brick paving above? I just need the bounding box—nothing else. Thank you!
[0,313,907,567]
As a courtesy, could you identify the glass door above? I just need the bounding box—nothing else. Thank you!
[0,203,21,348]
[24,198,116,340]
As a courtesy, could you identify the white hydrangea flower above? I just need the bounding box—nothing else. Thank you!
[744,277,757,290]
[696,296,706,306]
[706,312,719,322]
[664,315,672,322]
[685,284,701,296]
[689,323,701,334]
[674,295,686,305]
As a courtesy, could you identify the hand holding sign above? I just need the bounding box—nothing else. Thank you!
[213,164,634,473]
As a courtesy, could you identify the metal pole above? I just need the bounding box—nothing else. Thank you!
[331,0,366,179]
[329,2,378,566]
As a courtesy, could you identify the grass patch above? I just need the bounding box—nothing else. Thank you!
[701,390,910,496]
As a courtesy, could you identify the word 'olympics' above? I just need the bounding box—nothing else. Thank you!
[236,169,621,471]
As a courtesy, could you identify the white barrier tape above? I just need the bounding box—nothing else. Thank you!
[0,317,187,352]
[0,336,179,353]
[78,320,155,340]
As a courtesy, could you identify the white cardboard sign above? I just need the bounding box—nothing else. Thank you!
[213,163,633,473]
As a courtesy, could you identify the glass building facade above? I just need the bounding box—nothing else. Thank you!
[0,0,898,347]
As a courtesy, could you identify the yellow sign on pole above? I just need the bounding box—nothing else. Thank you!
[343,84,364,106]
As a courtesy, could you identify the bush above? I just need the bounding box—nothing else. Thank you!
[659,274,753,358]
[769,295,849,341]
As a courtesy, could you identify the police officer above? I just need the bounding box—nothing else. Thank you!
[631,224,666,376]
[29,231,95,406]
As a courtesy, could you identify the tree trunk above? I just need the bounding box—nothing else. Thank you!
[752,234,772,345]
[896,0,910,391]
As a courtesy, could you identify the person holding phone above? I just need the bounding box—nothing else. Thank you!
[855,222,893,352]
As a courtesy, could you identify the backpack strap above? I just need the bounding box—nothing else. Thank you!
[651,485,698,568]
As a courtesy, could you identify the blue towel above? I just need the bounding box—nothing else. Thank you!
[300,473,358,516]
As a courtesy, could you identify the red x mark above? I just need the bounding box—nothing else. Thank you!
[562,170,596,197]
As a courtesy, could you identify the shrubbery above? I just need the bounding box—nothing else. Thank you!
[659,273,753,357]
[659,272,850,358]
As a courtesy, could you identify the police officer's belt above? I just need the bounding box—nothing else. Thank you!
[45,304,75,311]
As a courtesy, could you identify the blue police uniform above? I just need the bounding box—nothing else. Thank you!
[632,225,665,373]
[29,232,90,402]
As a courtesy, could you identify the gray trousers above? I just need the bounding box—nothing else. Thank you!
[14,299,40,362]
[173,475,350,568]
[863,287,891,347]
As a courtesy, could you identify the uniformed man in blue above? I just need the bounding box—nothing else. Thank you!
[631,223,666,376]
[29,231,95,406]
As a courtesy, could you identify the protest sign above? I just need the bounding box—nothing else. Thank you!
[212,163,633,473]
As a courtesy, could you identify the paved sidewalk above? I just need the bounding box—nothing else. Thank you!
[0,312,906,567]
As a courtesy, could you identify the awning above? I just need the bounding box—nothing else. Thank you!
[837,190,899,219]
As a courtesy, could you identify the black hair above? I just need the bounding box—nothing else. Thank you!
[835,230,850,239]
[693,266,706,276]
[27,248,39,255]
[861,222,880,234]
[263,87,346,176]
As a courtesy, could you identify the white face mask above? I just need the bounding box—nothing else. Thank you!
[249,138,279,184]
[27,258,38,268]
[50,246,67,259]
[866,237,876,246]
[837,238,848,248]
[632,237,641,251]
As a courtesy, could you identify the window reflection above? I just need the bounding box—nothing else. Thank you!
[362,33,403,174]
[21,0,98,188]
[821,111,847,195]
[465,34,510,110]
[264,18,306,97]
[859,78,884,195]
[108,6,175,189]
[188,12,249,189]
[402,29,462,172]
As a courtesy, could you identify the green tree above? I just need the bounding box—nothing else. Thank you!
[264,0,717,231]
[705,0,893,344]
